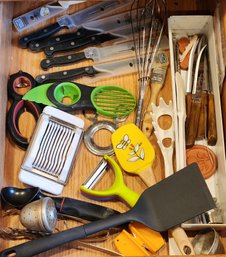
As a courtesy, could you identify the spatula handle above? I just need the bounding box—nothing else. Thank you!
[0,212,130,257]
[139,166,156,187]
[170,226,195,255]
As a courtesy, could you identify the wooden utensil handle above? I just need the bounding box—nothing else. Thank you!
[196,92,208,139]
[170,226,195,255]
[207,92,217,146]
[185,97,201,147]
[142,82,163,138]
[139,166,156,187]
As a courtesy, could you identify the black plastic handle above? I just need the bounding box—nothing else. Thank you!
[19,22,63,48]
[0,211,129,257]
[36,66,98,84]
[40,52,86,70]
[54,197,120,221]
[28,28,98,52]
[44,33,117,56]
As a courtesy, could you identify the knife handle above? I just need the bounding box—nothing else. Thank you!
[36,66,97,84]
[44,32,100,56]
[185,97,201,148]
[28,28,94,52]
[207,92,217,146]
[196,92,208,139]
[40,52,86,70]
[19,22,63,49]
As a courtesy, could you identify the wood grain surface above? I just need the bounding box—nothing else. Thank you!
[0,1,226,256]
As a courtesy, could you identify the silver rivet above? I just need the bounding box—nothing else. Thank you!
[63,71,68,75]
[56,37,60,42]
[67,56,72,60]
[24,37,28,41]
[46,60,50,63]
[50,47,54,50]
[85,67,90,71]
[41,75,46,79]
[44,29,48,33]
[70,42,75,46]
[35,43,39,47]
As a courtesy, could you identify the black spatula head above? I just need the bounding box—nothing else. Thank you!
[131,162,215,231]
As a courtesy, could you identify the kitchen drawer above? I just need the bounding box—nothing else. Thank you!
[0,1,226,256]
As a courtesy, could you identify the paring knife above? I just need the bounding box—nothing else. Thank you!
[13,1,85,32]
[43,9,148,56]
[19,0,131,48]
[36,57,138,84]
[41,41,137,70]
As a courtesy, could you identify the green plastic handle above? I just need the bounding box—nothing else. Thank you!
[80,155,139,207]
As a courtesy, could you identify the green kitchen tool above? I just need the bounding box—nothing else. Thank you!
[23,82,136,118]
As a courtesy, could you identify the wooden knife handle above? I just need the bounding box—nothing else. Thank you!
[196,92,208,139]
[185,97,201,148]
[142,82,163,138]
[207,93,217,146]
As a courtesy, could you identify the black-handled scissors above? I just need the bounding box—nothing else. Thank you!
[7,71,42,149]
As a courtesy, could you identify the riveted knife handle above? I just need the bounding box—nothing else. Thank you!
[19,22,63,48]
[40,52,86,70]
[185,97,201,148]
[44,32,113,56]
[36,66,97,84]
[28,28,98,52]
[44,36,93,56]
[196,92,208,139]
[207,93,217,146]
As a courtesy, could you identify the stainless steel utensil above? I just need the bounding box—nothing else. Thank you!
[20,197,57,233]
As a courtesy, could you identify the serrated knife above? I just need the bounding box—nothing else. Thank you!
[19,0,131,48]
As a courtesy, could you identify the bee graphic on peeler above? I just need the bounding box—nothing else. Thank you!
[116,134,131,150]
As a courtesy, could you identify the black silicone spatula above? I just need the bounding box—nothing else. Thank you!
[0,163,214,257]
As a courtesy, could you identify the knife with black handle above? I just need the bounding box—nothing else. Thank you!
[36,66,99,84]
[41,52,86,70]
[44,33,118,56]
[28,28,99,52]
[19,0,131,48]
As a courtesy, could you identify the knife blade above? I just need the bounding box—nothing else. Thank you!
[13,1,86,32]
[43,9,147,56]
[19,0,131,48]
[36,57,138,84]
[41,40,137,70]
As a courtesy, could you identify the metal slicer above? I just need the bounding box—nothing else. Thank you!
[19,106,84,195]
